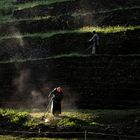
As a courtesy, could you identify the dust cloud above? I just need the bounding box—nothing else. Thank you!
[10,67,79,110]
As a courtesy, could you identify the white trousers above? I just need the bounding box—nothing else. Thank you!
[92,46,96,54]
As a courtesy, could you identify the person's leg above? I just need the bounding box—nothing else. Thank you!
[92,45,96,54]
[53,101,61,117]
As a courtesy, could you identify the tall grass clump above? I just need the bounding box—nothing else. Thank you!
[0,109,30,130]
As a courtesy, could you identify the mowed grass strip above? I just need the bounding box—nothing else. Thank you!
[0,25,140,40]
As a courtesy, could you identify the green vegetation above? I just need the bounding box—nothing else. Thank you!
[16,0,74,10]
[0,53,87,64]
[0,25,140,40]
[0,0,139,138]
[0,0,73,10]
[0,109,139,139]
[0,0,15,9]
[1,108,139,129]
[0,16,16,24]
[0,109,87,130]
[72,6,140,16]
[0,0,15,25]
[0,53,140,64]
[0,16,52,24]
[78,25,140,33]
[0,6,139,24]
[0,109,28,131]
[61,109,140,125]
[0,135,68,140]
[0,0,73,24]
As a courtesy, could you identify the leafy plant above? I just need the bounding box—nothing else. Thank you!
[0,109,30,130]
[57,117,89,127]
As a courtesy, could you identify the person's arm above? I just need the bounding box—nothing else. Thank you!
[89,35,94,42]
[48,88,56,98]
[89,34,96,42]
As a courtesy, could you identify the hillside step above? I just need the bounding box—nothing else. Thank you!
[13,0,140,19]
[13,6,140,28]
[0,29,140,61]
[0,7,140,36]
[0,55,140,108]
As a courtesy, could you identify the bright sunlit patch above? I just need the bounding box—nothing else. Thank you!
[45,118,50,122]
[78,25,140,33]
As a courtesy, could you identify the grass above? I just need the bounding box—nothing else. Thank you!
[0,6,139,24]
[0,0,139,11]
[0,0,15,9]
[0,16,52,24]
[0,0,139,24]
[72,6,140,16]
[0,0,73,10]
[0,16,16,24]
[1,108,140,127]
[13,0,140,11]
[0,109,31,130]
[0,109,89,130]
[0,53,140,64]
[0,135,67,140]
[0,25,140,40]
[78,25,140,33]
[0,53,89,64]
[16,0,74,10]
[0,108,139,139]
[30,109,140,126]
[0,0,139,26]
[61,109,140,124]
[0,0,73,24]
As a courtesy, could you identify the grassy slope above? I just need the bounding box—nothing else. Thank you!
[0,135,64,140]
[32,109,140,126]
[0,0,73,23]
[0,0,139,40]
[0,25,140,40]
[0,108,140,138]
[0,0,73,9]
[0,1,139,138]
[16,0,75,10]
[0,0,139,24]
[0,6,140,24]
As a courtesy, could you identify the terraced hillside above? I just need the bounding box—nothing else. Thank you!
[0,0,140,108]
[0,55,140,109]
[0,0,140,60]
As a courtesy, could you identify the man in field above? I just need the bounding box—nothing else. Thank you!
[88,31,100,54]
[48,87,63,116]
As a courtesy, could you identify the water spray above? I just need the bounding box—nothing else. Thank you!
[41,95,54,121]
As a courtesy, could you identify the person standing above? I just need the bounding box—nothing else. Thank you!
[48,87,63,116]
[88,31,100,54]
